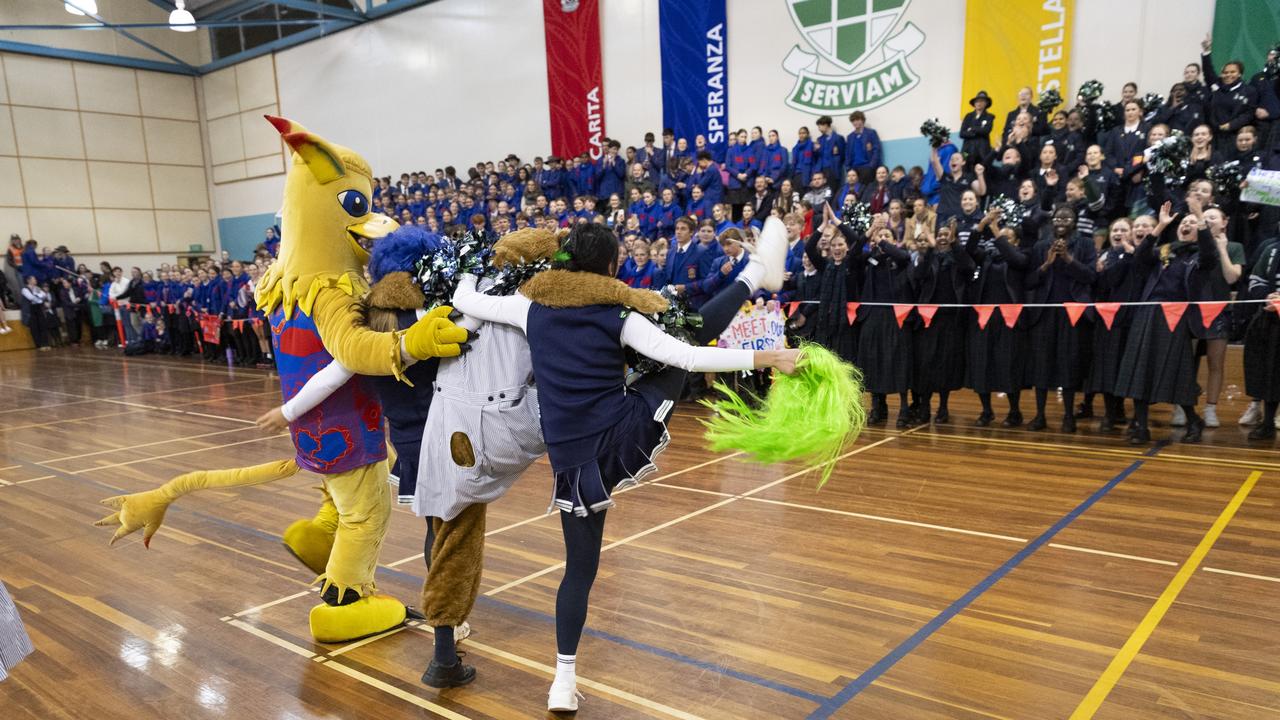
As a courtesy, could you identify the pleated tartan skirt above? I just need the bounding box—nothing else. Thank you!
[0,582,33,682]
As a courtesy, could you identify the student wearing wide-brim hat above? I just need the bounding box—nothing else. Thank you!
[960,90,996,170]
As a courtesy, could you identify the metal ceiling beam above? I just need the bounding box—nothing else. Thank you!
[0,20,328,30]
[269,0,365,21]
[197,17,354,74]
[49,1,198,71]
[0,37,197,75]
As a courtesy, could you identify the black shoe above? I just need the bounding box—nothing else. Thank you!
[1115,415,1129,426]
[1099,416,1115,432]
[1182,417,1205,444]
[974,410,994,427]
[867,408,886,425]
[1248,424,1277,441]
[1061,415,1077,433]
[421,658,476,688]
[1128,426,1151,445]
[934,409,950,424]
[1026,415,1047,431]
[895,414,910,429]
[1075,403,1094,419]
[1001,410,1024,428]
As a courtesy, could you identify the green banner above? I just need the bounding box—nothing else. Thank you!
[1212,0,1280,76]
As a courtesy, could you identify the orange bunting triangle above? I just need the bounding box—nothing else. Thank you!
[1095,302,1121,330]
[1063,302,1088,327]
[787,301,800,317]
[999,304,1023,328]
[1162,302,1188,332]
[893,304,914,328]
[917,304,940,328]
[846,302,860,325]
[1197,301,1227,330]
[974,304,996,329]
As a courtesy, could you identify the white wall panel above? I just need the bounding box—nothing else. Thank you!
[138,73,198,121]
[74,63,140,116]
[601,0,663,145]
[240,111,280,159]
[245,154,284,179]
[28,208,96,251]
[11,107,85,159]
[206,114,245,166]
[236,55,277,111]
[143,119,204,166]
[0,109,16,157]
[156,210,213,252]
[95,208,158,253]
[88,162,153,209]
[81,113,147,163]
[150,165,209,210]
[0,156,24,206]
[0,207,28,238]
[212,162,247,184]
[202,66,240,120]
[21,158,91,207]
[1069,0,1214,100]
[4,55,77,110]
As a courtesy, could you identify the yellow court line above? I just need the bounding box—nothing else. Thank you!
[1069,470,1263,719]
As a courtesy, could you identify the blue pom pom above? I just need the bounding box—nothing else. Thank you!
[368,225,445,283]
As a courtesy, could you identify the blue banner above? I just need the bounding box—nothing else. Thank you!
[659,0,728,162]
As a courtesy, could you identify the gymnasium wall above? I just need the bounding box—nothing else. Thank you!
[0,0,206,68]
[0,51,214,265]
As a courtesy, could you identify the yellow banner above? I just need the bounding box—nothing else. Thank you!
[960,0,1073,128]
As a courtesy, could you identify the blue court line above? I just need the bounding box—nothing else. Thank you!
[804,440,1169,720]
[9,457,825,706]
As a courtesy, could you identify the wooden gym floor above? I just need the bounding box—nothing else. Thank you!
[0,346,1277,719]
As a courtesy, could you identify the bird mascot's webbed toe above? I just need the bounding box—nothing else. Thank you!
[95,116,468,644]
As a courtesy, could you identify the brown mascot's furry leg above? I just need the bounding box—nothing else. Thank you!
[422,503,487,627]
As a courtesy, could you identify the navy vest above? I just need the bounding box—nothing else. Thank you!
[526,303,628,468]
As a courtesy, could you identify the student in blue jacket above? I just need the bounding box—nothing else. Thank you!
[617,239,661,289]
[762,129,790,187]
[725,129,757,219]
[595,141,626,199]
[655,187,682,240]
[814,115,845,183]
[687,185,712,224]
[636,190,660,239]
[691,151,724,205]
[661,216,708,307]
[570,153,596,198]
[791,126,816,191]
[845,111,883,183]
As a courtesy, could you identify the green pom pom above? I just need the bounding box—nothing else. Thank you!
[699,343,866,488]
[553,250,572,263]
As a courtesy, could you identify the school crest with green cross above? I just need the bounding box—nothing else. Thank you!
[782,0,926,112]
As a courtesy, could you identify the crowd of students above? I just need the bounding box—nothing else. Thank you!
[3,234,277,367]
[5,33,1278,444]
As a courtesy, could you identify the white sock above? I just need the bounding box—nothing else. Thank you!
[738,257,764,294]
[554,654,576,686]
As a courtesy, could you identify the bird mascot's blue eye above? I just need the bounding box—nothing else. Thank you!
[337,190,368,217]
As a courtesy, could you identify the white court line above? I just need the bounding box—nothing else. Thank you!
[743,496,1031,543]
[225,619,318,660]
[41,427,251,463]
[231,590,315,618]
[0,478,10,486]
[318,657,476,720]
[324,626,408,657]
[382,451,748,570]
[1046,543,1178,566]
[484,434,911,598]
[1202,567,1280,583]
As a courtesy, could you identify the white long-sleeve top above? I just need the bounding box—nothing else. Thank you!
[451,275,755,373]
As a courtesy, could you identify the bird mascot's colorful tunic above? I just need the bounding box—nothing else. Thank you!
[94,116,468,643]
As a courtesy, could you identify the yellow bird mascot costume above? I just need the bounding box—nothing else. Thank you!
[95,116,468,643]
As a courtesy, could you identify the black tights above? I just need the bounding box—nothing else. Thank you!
[1035,388,1076,420]
[919,391,950,414]
[978,390,1021,415]
[554,279,752,657]
[1265,401,1279,427]
[1133,401,1199,428]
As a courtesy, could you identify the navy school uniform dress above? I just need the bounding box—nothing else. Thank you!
[856,238,914,395]
[964,226,1031,394]
[1114,225,1219,406]
[1244,243,1280,404]
[1025,231,1097,392]
[1088,244,1141,398]
[806,226,861,364]
[911,243,968,395]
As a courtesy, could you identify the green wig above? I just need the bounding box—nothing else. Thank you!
[699,343,866,488]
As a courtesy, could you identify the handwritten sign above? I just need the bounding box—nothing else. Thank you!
[718,304,787,350]
[1242,168,1280,207]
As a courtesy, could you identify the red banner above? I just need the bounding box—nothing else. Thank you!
[200,313,222,344]
[543,0,604,160]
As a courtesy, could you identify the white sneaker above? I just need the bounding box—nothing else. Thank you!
[1203,405,1220,428]
[548,681,584,712]
[1239,401,1261,425]
[755,216,788,292]
[1170,406,1186,427]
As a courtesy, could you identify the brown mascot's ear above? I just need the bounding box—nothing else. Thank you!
[266,115,346,184]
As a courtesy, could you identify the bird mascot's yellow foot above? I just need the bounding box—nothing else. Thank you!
[282,491,338,575]
[309,594,407,643]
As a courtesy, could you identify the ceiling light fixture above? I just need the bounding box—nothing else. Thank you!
[169,0,197,32]
[64,0,99,16]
